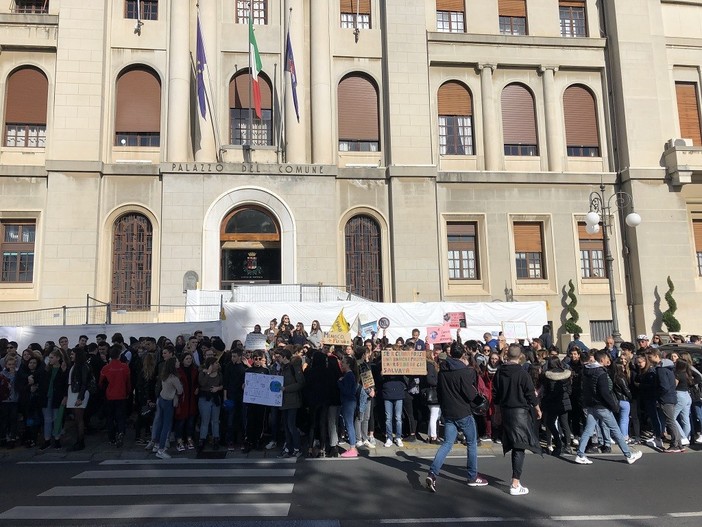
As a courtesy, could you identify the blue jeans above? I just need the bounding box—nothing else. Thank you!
[154,397,175,448]
[692,400,702,435]
[674,390,692,439]
[42,406,60,440]
[384,399,403,439]
[617,400,631,438]
[282,408,300,451]
[198,398,221,440]
[341,399,357,446]
[578,407,631,458]
[430,415,478,482]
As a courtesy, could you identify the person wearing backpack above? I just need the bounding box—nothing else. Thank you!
[425,342,488,493]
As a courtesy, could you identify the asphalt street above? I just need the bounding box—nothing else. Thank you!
[0,442,700,527]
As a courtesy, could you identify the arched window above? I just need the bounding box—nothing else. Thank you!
[338,74,380,152]
[220,206,281,287]
[229,70,273,146]
[564,85,600,157]
[345,215,383,301]
[111,213,153,310]
[501,83,538,156]
[115,66,161,147]
[4,67,48,148]
[438,81,473,155]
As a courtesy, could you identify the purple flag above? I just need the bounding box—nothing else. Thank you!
[196,15,207,119]
[284,29,299,123]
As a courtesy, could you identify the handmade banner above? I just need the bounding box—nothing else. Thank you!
[322,331,352,346]
[381,349,427,376]
[426,324,453,344]
[360,320,378,339]
[244,332,268,351]
[502,321,529,341]
[443,311,467,328]
[243,372,284,407]
[360,368,375,390]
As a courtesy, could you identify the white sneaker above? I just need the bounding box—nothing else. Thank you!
[384,438,393,447]
[363,439,376,449]
[395,438,404,448]
[574,455,593,465]
[151,444,159,453]
[626,450,642,464]
[681,437,690,446]
[144,440,155,451]
[355,441,364,448]
[156,449,171,459]
[265,440,277,450]
[572,438,579,446]
[510,484,529,496]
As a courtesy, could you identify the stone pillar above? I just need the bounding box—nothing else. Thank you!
[167,0,190,162]
[479,64,499,171]
[195,0,217,162]
[541,65,563,172]
[284,0,306,163]
[310,0,333,164]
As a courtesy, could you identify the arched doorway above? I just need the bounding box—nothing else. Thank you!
[111,213,153,310]
[345,214,383,301]
[220,206,281,288]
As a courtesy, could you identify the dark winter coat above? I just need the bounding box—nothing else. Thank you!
[38,366,69,409]
[493,363,541,455]
[280,357,305,410]
[175,364,199,420]
[581,362,618,413]
[541,369,572,415]
[436,357,477,420]
[655,359,677,405]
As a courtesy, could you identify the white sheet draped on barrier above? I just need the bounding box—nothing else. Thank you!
[2,321,224,351]
[221,301,547,346]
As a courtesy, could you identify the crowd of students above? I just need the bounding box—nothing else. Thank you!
[0,319,700,461]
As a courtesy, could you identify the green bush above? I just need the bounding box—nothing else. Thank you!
[564,279,583,334]
[662,275,681,332]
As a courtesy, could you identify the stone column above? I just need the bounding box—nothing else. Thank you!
[167,0,190,162]
[284,0,306,163]
[310,0,333,164]
[541,65,563,172]
[478,64,499,171]
[195,0,217,162]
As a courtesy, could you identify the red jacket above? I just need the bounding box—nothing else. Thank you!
[99,360,132,401]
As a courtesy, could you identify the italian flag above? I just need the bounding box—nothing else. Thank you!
[249,11,262,119]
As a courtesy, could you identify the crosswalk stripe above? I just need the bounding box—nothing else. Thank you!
[100,457,298,465]
[40,483,294,497]
[73,468,295,479]
[0,503,291,520]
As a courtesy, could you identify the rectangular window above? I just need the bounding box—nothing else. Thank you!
[578,222,606,278]
[230,109,273,146]
[125,0,158,20]
[115,132,160,147]
[504,144,537,156]
[676,82,702,146]
[338,140,379,152]
[1,221,35,283]
[237,0,266,24]
[498,0,527,35]
[693,219,702,276]
[340,0,371,29]
[559,1,586,37]
[514,221,544,279]
[5,124,46,148]
[436,11,465,33]
[12,0,48,14]
[590,320,613,343]
[447,222,479,280]
[439,116,473,155]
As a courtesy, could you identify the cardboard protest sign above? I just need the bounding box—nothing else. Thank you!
[360,368,375,390]
[322,331,352,346]
[381,349,427,376]
[502,321,529,341]
[443,311,467,328]
[243,372,284,407]
[244,332,268,351]
[426,324,453,344]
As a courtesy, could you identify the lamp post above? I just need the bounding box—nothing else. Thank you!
[584,182,641,345]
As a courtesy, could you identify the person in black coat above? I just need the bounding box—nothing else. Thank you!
[493,344,542,496]
[242,350,270,453]
[541,357,573,456]
[38,350,68,449]
[303,351,329,457]
[223,349,248,447]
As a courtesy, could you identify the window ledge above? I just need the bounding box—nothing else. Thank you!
[221,144,277,152]
[0,147,45,153]
[0,282,34,290]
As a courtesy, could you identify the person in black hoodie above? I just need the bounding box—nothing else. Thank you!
[303,351,329,457]
[574,350,642,465]
[647,349,684,452]
[242,350,270,453]
[223,349,248,449]
[425,342,488,493]
[492,344,542,496]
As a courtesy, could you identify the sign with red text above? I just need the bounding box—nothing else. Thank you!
[443,312,467,328]
[426,324,453,344]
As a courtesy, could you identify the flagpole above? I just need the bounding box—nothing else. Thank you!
[247,4,253,149]
[281,7,293,162]
[196,5,224,162]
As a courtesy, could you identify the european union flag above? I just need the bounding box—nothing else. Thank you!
[196,15,207,119]
[285,30,299,123]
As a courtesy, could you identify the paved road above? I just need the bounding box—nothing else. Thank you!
[1,443,701,526]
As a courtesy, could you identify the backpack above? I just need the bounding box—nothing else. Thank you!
[0,375,10,402]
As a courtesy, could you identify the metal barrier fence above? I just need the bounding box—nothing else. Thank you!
[230,283,368,303]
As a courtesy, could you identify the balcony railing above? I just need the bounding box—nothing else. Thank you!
[10,0,49,14]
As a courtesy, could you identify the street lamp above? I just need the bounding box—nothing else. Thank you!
[584,182,641,345]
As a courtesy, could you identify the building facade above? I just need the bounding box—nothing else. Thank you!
[1,0,701,342]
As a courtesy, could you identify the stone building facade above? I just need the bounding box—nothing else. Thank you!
[1,0,701,342]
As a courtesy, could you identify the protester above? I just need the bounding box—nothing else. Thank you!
[99,346,132,448]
